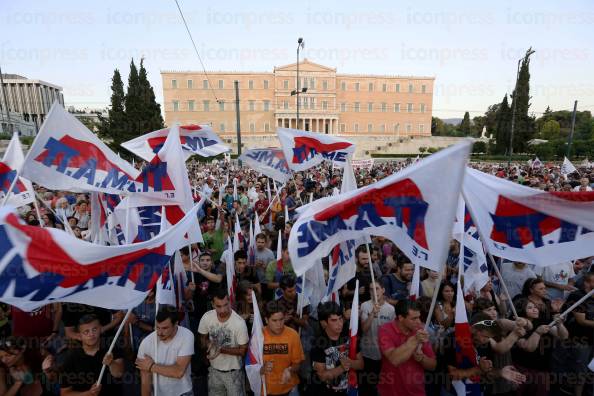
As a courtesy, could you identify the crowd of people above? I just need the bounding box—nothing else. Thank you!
[2,157,594,396]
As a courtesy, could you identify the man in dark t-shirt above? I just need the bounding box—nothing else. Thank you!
[60,314,124,396]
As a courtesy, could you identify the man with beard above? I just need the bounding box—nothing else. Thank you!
[382,261,414,307]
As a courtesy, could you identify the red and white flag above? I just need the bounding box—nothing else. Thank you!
[463,167,594,266]
[0,132,35,207]
[239,148,292,184]
[277,128,355,171]
[347,279,360,396]
[409,264,420,301]
[121,124,230,161]
[289,141,472,275]
[224,236,236,304]
[245,290,265,396]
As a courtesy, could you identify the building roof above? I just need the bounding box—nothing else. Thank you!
[0,74,63,90]
[1,74,27,80]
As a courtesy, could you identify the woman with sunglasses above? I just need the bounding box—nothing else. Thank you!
[512,297,568,396]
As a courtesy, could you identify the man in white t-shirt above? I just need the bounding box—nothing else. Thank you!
[198,288,249,396]
[136,306,194,396]
[535,261,577,300]
[500,261,537,300]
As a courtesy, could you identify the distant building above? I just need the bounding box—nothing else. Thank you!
[68,106,108,132]
[0,73,64,134]
[0,110,36,136]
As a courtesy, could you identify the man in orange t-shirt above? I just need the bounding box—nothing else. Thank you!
[260,301,304,396]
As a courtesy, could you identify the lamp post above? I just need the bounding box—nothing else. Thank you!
[508,48,535,167]
[291,38,306,129]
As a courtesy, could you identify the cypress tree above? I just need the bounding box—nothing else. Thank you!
[460,111,472,136]
[494,95,512,154]
[138,58,165,133]
[98,69,127,151]
[124,59,143,139]
[510,49,536,153]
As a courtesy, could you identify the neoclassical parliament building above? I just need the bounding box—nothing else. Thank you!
[161,59,434,145]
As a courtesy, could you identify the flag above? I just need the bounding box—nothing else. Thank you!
[561,156,578,176]
[451,270,481,396]
[289,141,472,275]
[224,236,236,304]
[323,241,358,303]
[409,264,420,300]
[121,124,230,161]
[531,157,542,169]
[21,103,141,195]
[277,127,355,171]
[0,203,201,311]
[248,219,256,266]
[89,192,109,245]
[245,290,264,396]
[254,213,262,236]
[304,259,327,314]
[156,253,177,306]
[0,133,35,207]
[239,148,292,184]
[234,214,243,252]
[347,279,360,396]
[463,167,594,266]
[581,158,591,168]
[274,230,284,299]
[233,178,238,201]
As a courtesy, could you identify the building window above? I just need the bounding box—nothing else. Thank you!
[283,80,289,89]
[284,100,289,110]
[218,100,225,112]
[419,124,425,133]
[407,103,413,113]
[263,100,270,112]
[382,83,387,92]
[218,80,224,89]
[340,103,346,112]
[187,100,195,111]
[220,123,225,133]
[340,123,345,133]
[310,97,315,109]
[395,83,400,93]
[264,123,270,132]
[421,84,426,94]
[249,100,255,111]
[406,124,412,133]
[171,79,178,89]
[368,102,373,112]
[264,80,269,89]
[408,83,413,93]
[187,80,193,89]
[322,101,328,110]
[354,82,360,92]
[420,103,426,113]
[354,102,360,112]
[381,103,387,112]
[248,80,254,89]
[303,97,308,109]
[323,80,328,90]
[310,78,315,89]
[394,103,400,112]
[203,80,208,89]
[301,78,307,89]
[394,123,400,133]
[354,123,359,133]
[380,124,386,133]
[368,82,374,92]
[367,124,373,133]
[203,100,210,112]
[250,122,255,133]
[341,81,346,91]
[172,100,179,112]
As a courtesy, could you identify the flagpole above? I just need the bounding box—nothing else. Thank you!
[188,243,195,284]
[461,190,519,319]
[364,241,378,306]
[96,308,132,385]
[548,288,594,327]
[154,302,159,396]
[261,375,268,396]
[32,199,44,228]
[424,269,444,331]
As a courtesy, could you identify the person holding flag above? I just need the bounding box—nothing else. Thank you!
[259,300,305,396]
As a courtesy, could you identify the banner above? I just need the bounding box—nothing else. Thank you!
[0,133,35,207]
[289,141,472,275]
[21,103,141,195]
[121,124,230,161]
[561,156,578,176]
[351,158,374,170]
[0,203,201,311]
[239,148,292,184]
[463,167,594,266]
[277,128,355,171]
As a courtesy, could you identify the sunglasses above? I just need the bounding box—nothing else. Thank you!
[472,320,496,327]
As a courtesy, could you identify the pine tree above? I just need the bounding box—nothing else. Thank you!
[138,58,164,133]
[510,49,536,153]
[460,112,472,136]
[98,69,127,151]
[494,95,512,154]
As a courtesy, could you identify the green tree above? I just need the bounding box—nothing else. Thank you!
[98,69,128,151]
[541,119,561,140]
[138,58,165,133]
[460,112,472,136]
[431,117,446,136]
[510,49,536,153]
[493,95,512,154]
[472,116,486,137]
[484,103,501,137]
[124,59,143,140]
[472,141,488,153]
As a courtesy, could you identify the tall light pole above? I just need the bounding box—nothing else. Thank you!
[508,47,535,167]
[291,38,306,129]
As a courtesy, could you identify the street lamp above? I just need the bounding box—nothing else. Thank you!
[508,47,535,167]
[291,38,306,129]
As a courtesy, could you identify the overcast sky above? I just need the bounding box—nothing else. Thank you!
[2,0,593,119]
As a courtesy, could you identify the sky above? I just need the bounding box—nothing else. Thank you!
[1,0,593,119]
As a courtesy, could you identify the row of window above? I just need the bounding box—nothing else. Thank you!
[213,121,425,134]
[170,79,428,94]
[172,100,427,113]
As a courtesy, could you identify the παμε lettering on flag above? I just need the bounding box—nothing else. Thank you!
[239,148,292,184]
[463,167,594,266]
[0,133,35,207]
[289,141,472,275]
[21,103,141,195]
[277,128,355,171]
[121,124,230,161]
[0,202,202,311]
